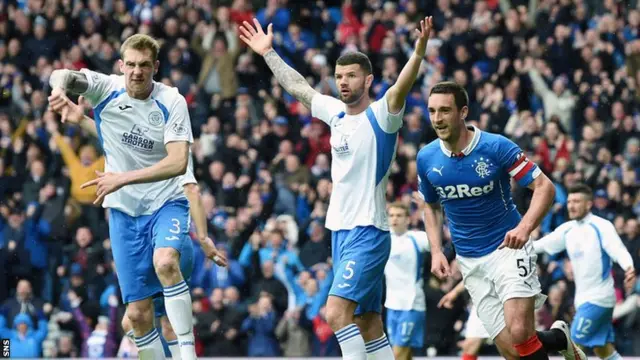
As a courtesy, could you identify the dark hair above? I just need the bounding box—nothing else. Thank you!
[336,52,373,75]
[568,183,593,200]
[429,81,469,110]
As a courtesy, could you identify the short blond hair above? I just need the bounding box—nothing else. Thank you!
[388,201,410,216]
[120,34,160,62]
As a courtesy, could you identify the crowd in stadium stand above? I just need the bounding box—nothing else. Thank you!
[1,0,640,357]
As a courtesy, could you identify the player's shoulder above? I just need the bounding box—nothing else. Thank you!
[417,140,442,160]
[153,82,186,107]
[556,220,577,233]
[589,214,616,232]
[478,130,514,149]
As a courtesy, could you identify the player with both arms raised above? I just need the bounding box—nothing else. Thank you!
[417,81,587,360]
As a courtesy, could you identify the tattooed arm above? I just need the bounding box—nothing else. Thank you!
[263,49,318,109]
[49,69,89,94]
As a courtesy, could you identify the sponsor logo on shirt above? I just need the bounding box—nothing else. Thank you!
[121,124,154,152]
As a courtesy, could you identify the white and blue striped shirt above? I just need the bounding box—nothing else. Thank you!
[533,213,634,308]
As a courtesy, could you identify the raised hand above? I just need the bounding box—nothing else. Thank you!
[414,16,433,57]
[238,18,274,56]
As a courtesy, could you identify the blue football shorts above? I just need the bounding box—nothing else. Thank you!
[329,225,391,315]
[109,199,194,305]
[386,309,426,348]
[570,302,615,348]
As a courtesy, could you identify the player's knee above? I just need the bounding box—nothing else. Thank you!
[325,303,352,331]
[509,320,534,345]
[354,313,383,341]
[127,302,154,328]
[153,248,181,279]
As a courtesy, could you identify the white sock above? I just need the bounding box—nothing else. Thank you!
[168,340,182,360]
[134,328,166,360]
[604,351,623,360]
[335,323,367,360]
[365,334,394,359]
[164,280,197,360]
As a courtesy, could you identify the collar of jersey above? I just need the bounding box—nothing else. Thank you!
[575,212,594,224]
[439,125,481,157]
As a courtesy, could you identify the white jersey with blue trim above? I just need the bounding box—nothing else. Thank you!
[311,93,404,231]
[533,213,634,308]
[417,127,542,258]
[384,230,430,311]
[79,68,194,217]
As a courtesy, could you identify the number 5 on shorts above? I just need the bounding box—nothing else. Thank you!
[343,260,356,280]
[516,257,533,277]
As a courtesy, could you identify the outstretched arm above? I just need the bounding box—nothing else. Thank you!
[49,69,89,94]
[239,19,317,109]
[263,50,317,108]
[386,17,433,114]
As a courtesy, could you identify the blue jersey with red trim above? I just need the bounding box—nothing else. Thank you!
[416,127,541,257]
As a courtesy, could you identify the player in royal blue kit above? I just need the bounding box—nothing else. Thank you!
[239,17,433,360]
[417,82,587,360]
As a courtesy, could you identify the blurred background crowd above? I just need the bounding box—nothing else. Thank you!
[1,0,640,357]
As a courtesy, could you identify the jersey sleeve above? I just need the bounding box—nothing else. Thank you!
[496,136,541,187]
[532,224,569,255]
[180,156,197,186]
[412,231,431,252]
[311,93,346,127]
[600,221,635,271]
[369,92,406,133]
[416,150,439,204]
[79,68,121,106]
[164,95,194,145]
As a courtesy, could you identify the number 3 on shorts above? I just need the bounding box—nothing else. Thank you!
[343,260,356,280]
[170,218,181,234]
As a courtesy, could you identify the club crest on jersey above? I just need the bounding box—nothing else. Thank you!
[148,111,163,126]
[472,157,493,178]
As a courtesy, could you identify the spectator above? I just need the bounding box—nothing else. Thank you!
[241,294,280,357]
[0,311,48,358]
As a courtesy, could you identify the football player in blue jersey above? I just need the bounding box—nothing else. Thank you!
[416,81,586,360]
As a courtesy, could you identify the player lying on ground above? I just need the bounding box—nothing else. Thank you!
[384,202,430,360]
[534,184,636,360]
[48,34,223,360]
[48,88,229,359]
[239,16,433,360]
[417,81,586,360]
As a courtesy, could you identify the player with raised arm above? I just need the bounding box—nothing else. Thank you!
[383,202,429,360]
[47,34,216,360]
[533,184,636,360]
[46,91,228,359]
[239,16,433,360]
[416,81,587,360]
